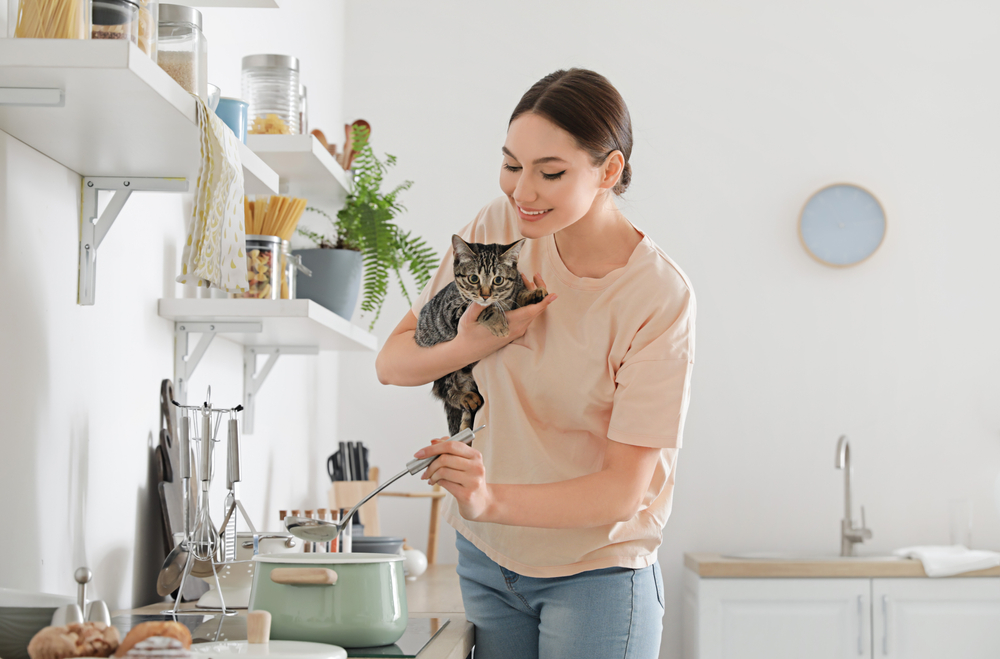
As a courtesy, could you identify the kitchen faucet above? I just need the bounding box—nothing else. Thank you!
[835,435,872,556]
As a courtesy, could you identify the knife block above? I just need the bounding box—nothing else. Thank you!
[327,466,380,536]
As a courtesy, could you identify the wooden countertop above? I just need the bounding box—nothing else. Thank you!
[120,564,471,659]
[685,553,1000,578]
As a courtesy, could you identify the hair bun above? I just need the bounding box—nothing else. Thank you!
[614,161,632,195]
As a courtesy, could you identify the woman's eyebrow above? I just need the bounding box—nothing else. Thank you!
[502,146,567,165]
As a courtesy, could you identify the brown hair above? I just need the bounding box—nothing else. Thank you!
[509,68,633,195]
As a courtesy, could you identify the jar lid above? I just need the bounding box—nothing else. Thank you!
[93,0,139,25]
[245,234,282,245]
[242,54,300,72]
[159,4,203,29]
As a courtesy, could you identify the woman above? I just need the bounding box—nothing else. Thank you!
[376,68,695,659]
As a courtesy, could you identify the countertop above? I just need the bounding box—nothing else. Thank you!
[685,552,1000,578]
[120,564,472,659]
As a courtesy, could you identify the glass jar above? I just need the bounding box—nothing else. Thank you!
[242,54,301,135]
[157,3,207,101]
[299,83,308,135]
[8,0,89,38]
[92,0,139,44]
[136,0,158,60]
[240,235,281,300]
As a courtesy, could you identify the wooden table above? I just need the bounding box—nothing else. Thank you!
[119,565,472,659]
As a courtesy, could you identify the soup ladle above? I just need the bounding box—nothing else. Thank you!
[285,426,485,544]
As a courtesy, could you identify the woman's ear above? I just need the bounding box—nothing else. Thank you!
[599,151,625,191]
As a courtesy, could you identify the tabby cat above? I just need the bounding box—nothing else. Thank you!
[415,234,547,435]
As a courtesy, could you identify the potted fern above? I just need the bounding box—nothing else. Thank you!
[294,125,438,329]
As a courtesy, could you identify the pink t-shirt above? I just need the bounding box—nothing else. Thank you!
[411,196,696,577]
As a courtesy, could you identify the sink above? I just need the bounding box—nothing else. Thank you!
[722,551,905,561]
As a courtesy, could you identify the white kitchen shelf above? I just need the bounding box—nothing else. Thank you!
[169,0,279,6]
[158,298,377,352]
[246,134,351,209]
[0,39,278,194]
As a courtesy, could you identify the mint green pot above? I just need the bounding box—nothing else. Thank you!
[249,553,408,648]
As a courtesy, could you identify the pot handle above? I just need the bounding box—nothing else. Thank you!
[270,568,338,585]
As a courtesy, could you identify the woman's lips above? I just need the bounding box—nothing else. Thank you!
[516,204,552,222]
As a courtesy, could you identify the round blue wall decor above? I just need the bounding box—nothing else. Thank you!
[799,183,886,267]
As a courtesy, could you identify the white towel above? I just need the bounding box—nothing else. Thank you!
[176,97,249,293]
[892,545,1000,577]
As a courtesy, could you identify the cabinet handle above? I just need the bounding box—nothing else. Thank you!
[857,595,864,655]
[881,595,889,655]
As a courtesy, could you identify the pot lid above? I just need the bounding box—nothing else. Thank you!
[253,552,402,564]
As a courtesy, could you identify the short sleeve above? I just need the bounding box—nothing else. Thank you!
[607,280,695,449]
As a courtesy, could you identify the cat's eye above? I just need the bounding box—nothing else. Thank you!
[468,275,479,284]
[493,276,504,285]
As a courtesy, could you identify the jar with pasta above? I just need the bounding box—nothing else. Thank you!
[8,0,89,39]
[242,54,301,135]
[136,0,158,60]
[239,235,281,300]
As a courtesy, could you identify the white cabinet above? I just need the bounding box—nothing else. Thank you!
[872,578,1000,659]
[685,571,1000,659]
[685,571,871,659]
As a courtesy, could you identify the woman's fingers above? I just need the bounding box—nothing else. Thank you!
[521,273,548,291]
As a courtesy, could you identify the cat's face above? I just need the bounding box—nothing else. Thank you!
[452,235,524,306]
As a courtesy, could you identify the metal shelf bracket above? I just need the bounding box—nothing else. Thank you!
[79,176,189,305]
[243,345,319,434]
[174,321,263,406]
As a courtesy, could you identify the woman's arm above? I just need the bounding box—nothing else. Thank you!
[375,275,557,387]
[416,436,664,528]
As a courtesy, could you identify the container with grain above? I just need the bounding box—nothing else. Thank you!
[157,3,207,101]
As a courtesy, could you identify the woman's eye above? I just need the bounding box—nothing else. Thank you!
[542,171,566,181]
[502,163,522,173]
[493,276,504,286]
[468,275,479,284]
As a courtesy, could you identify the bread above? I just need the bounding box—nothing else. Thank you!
[113,622,191,658]
[27,622,121,659]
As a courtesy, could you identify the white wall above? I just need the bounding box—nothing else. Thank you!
[339,2,1000,657]
[0,0,346,609]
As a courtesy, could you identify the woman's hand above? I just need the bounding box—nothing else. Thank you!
[414,437,493,522]
[455,274,556,352]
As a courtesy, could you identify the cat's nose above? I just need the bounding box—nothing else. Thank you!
[480,287,491,298]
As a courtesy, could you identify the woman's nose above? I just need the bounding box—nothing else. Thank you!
[513,172,535,203]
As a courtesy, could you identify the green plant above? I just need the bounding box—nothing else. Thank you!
[298,125,438,329]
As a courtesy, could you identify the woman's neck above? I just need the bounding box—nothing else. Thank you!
[553,197,641,279]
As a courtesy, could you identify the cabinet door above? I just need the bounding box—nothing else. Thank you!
[872,578,1000,659]
[697,578,871,659]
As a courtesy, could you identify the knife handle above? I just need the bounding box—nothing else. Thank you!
[405,426,482,475]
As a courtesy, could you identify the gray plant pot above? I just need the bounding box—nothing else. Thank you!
[292,248,362,320]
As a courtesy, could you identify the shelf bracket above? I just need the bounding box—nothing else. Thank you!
[174,321,263,406]
[243,345,319,434]
[79,176,189,305]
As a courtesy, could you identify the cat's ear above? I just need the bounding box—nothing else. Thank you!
[500,239,526,262]
[452,234,476,260]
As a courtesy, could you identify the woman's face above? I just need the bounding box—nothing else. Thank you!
[500,113,611,239]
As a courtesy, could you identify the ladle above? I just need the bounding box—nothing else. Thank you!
[285,426,485,544]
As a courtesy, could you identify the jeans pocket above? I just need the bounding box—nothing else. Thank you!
[652,562,664,609]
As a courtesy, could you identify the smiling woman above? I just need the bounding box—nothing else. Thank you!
[375,68,695,659]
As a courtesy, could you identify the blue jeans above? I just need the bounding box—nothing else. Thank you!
[456,533,664,659]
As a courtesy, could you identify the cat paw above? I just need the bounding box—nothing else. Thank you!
[486,323,510,338]
[524,288,548,304]
[460,391,483,410]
